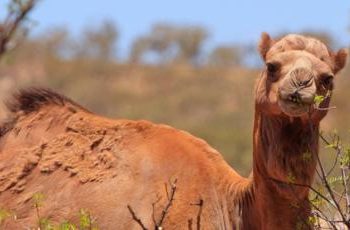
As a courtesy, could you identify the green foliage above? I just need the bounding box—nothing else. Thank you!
[39,217,54,230]
[313,95,325,107]
[340,148,350,167]
[325,143,337,149]
[33,192,45,208]
[58,221,77,230]
[287,171,296,183]
[0,208,11,225]
[310,195,323,208]
[328,175,345,184]
[79,209,98,230]
[307,215,317,226]
[301,151,312,163]
[295,219,308,230]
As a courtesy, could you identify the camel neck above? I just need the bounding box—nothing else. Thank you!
[239,111,319,229]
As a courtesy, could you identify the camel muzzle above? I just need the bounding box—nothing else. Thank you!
[277,68,317,116]
[280,68,316,105]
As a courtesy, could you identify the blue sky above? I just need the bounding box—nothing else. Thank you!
[25,1,350,56]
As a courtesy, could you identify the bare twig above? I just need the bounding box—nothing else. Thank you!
[152,195,162,227]
[269,177,336,209]
[341,167,350,219]
[127,205,148,230]
[319,133,342,177]
[155,178,177,229]
[187,219,193,230]
[164,182,170,201]
[314,106,337,111]
[190,199,203,230]
[34,202,40,227]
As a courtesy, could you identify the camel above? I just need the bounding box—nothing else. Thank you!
[0,33,347,229]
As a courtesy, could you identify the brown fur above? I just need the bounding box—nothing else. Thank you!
[0,34,347,229]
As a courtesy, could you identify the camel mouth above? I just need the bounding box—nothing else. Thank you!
[278,98,311,117]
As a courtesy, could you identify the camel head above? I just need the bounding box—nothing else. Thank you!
[253,33,348,196]
[255,33,347,121]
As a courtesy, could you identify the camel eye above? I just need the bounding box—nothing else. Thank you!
[266,62,279,73]
[320,74,334,87]
[266,62,280,81]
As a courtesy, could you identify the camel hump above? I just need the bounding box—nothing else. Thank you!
[6,87,88,115]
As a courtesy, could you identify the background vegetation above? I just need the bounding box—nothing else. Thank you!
[0,17,349,176]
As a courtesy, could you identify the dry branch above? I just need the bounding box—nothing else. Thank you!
[0,0,37,58]
[190,199,203,230]
[155,178,177,229]
[127,205,148,230]
[128,179,178,230]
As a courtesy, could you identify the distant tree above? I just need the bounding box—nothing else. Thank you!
[129,23,208,65]
[148,24,176,56]
[129,37,149,63]
[129,24,175,64]
[130,24,178,64]
[75,20,118,61]
[0,0,38,58]
[129,39,144,64]
[174,26,208,65]
[41,27,71,58]
[208,45,242,67]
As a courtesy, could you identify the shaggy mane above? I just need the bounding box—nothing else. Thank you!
[6,87,86,115]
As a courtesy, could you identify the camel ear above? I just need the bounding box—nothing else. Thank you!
[258,32,274,61]
[333,48,348,74]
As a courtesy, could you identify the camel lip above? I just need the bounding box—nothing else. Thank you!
[278,90,314,106]
[277,98,311,117]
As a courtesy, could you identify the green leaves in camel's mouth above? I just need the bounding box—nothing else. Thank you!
[314,95,325,108]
